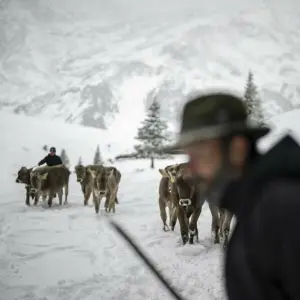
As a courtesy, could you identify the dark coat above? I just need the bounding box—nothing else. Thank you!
[38,154,63,167]
[221,135,300,300]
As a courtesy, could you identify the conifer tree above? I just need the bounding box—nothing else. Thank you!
[244,70,264,126]
[60,148,70,167]
[134,98,169,168]
[93,145,103,165]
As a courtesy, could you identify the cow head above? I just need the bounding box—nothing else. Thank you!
[16,166,31,184]
[94,167,107,194]
[30,171,48,193]
[75,165,87,183]
[159,163,194,210]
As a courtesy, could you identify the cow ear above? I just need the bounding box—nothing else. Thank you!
[159,169,168,177]
[41,173,48,180]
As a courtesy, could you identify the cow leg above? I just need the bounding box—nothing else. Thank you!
[222,210,233,249]
[58,188,63,206]
[42,192,47,202]
[48,191,54,207]
[94,192,100,214]
[92,190,97,205]
[34,191,40,206]
[104,192,110,212]
[84,186,92,206]
[115,196,119,204]
[219,208,225,238]
[159,196,169,231]
[177,207,189,245]
[170,205,177,231]
[209,203,221,244]
[108,190,117,213]
[81,183,86,194]
[167,200,173,228]
[64,183,69,205]
[188,207,201,244]
[25,186,31,206]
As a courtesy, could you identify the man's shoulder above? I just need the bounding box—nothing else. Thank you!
[258,178,300,218]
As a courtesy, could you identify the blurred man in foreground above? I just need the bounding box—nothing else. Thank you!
[165,92,300,300]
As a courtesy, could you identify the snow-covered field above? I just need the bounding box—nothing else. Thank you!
[0,109,299,300]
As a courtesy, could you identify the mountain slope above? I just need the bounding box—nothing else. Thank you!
[1,0,299,129]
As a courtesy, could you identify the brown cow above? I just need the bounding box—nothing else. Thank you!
[74,164,120,207]
[158,170,177,231]
[87,165,121,214]
[160,163,222,245]
[15,166,37,205]
[74,164,99,206]
[175,163,233,249]
[30,165,70,207]
[192,175,233,248]
[159,163,202,245]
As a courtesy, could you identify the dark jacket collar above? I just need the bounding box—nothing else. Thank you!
[220,134,300,218]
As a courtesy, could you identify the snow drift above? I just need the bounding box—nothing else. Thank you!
[0,109,299,300]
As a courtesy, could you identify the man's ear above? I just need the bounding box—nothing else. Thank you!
[229,136,249,167]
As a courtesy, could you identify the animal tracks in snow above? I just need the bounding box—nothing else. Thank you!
[0,166,226,300]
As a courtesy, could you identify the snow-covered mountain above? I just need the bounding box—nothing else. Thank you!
[1,0,299,130]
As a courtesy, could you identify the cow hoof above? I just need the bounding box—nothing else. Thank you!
[182,235,188,245]
[26,202,30,206]
[163,225,170,232]
[223,236,229,250]
[214,237,220,244]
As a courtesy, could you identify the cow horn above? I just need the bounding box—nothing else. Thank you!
[159,169,169,177]
[167,170,176,183]
[41,173,48,180]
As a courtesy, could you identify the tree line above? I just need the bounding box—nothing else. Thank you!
[42,70,266,169]
[116,70,265,167]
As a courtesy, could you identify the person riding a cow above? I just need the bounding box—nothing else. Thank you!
[38,147,63,167]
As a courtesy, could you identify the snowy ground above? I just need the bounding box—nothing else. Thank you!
[0,109,299,300]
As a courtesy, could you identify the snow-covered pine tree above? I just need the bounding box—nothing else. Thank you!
[77,156,83,165]
[93,145,103,165]
[244,70,264,126]
[134,98,169,168]
[43,145,48,152]
[60,148,70,168]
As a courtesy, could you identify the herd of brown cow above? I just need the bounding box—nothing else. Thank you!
[158,162,233,248]
[15,161,233,248]
[15,164,121,214]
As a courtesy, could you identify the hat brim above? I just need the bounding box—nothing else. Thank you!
[163,124,270,153]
